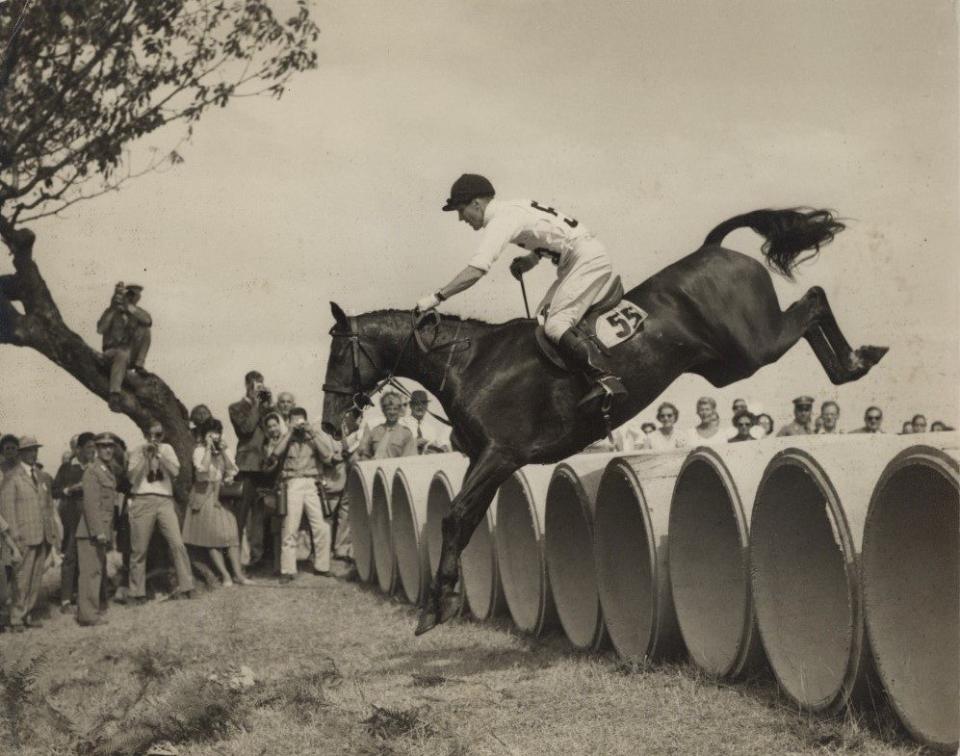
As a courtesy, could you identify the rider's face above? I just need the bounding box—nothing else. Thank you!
[457,200,485,231]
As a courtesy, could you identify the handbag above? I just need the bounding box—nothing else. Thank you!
[261,485,287,518]
[218,480,244,501]
[191,479,221,511]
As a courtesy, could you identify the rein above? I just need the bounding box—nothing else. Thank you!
[322,312,470,427]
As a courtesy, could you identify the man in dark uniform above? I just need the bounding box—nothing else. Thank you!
[77,434,117,626]
[777,396,815,436]
[51,431,96,613]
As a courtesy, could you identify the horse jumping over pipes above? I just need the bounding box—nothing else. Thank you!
[321,208,888,635]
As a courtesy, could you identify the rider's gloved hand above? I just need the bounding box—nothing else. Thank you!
[414,292,441,315]
[510,255,536,280]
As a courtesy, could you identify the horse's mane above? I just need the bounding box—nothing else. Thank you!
[363,308,528,330]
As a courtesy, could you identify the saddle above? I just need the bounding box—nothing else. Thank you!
[534,276,648,370]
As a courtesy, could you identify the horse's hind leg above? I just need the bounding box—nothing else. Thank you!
[804,287,888,384]
[415,448,516,636]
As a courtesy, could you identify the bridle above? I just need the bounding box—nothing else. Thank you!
[322,311,470,426]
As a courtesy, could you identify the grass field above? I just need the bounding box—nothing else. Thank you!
[0,566,929,756]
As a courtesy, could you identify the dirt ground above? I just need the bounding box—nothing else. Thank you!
[0,565,929,755]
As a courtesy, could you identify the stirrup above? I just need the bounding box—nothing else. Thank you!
[577,375,627,409]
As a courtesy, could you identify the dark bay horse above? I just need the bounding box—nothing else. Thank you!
[321,208,887,635]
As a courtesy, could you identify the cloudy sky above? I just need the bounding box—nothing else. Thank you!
[3,0,957,464]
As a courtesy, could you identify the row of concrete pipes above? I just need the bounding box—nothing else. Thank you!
[345,432,958,751]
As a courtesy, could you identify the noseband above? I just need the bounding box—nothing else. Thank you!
[322,312,469,424]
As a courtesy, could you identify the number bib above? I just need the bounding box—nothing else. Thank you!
[594,301,648,348]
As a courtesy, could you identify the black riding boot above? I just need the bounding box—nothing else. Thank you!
[557,329,628,409]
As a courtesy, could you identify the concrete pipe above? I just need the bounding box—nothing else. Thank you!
[668,440,795,677]
[370,459,407,595]
[749,434,943,713]
[545,452,622,650]
[461,477,508,622]
[862,438,959,751]
[495,464,559,635]
[595,451,688,661]
[425,455,470,579]
[390,453,467,605]
[344,461,378,584]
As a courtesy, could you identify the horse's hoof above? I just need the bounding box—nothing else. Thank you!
[438,591,463,624]
[844,345,889,381]
[414,608,438,636]
[856,345,889,368]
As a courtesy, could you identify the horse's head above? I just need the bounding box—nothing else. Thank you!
[321,302,387,436]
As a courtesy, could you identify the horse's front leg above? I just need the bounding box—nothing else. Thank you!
[415,448,517,636]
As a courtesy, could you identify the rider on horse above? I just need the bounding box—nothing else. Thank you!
[414,173,627,409]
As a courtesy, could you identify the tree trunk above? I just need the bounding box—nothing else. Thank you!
[0,217,194,503]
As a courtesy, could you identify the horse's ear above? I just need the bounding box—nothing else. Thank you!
[330,301,348,326]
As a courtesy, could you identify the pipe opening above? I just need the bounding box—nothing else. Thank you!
[670,459,749,675]
[546,471,601,648]
[370,473,396,594]
[751,462,851,709]
[346,467,373,583]
[426,475,452,579]
[390,476,420,603]
[865,463,959,748]
[495,475,543,632]
[462,509,497,620]
[595,466,654,660]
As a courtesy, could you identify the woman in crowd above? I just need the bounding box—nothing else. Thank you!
[644,402,686,451]
[687,396,724,445]
[754,413,775,438]
[182,418,251,586]
[189,404,213,444]
[729,410,756,442]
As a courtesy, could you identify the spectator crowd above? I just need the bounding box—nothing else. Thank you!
[589,395,954,452]
[0,279,950,633]
[0,355,460,632]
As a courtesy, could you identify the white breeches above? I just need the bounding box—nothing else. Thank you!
[539,238,615,343]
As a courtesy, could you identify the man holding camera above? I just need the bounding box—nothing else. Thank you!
[96,282,153,412]
[264,407,338,583]
[127,420,194,603]
[228,370,274,567]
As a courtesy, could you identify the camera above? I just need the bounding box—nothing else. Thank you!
[147,469,165,483]
[292,424,308,440]
[257,387,272,404]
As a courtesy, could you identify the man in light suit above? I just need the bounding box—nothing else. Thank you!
[77,434,118,627]
[0,436,59,631]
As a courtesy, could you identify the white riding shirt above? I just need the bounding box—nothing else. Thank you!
[468,198,596,273]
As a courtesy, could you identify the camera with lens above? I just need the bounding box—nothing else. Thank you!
[292,424,308,441]
[257,387,272,405]
[146,469,165,483]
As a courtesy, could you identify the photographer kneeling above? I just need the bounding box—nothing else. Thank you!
[263,407,338,583]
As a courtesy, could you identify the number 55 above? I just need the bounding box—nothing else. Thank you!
[606,311,630,338]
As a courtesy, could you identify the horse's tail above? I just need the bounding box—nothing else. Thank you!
[702,208,845,279]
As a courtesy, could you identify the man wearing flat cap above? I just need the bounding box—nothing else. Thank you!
[0,436,59,630]
[97,282,153,411]
[777,396,815,436]
[76,434,118,626]
[401,390,450,455]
